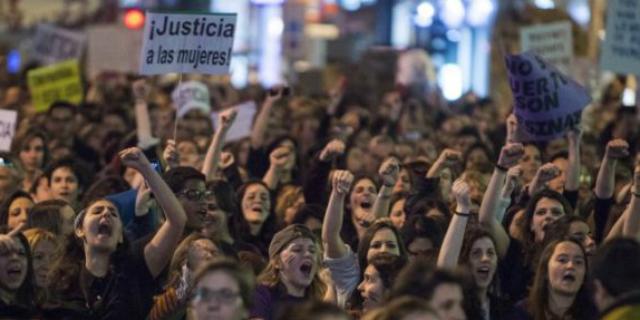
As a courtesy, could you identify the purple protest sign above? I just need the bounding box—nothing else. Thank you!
[505,52,592,141]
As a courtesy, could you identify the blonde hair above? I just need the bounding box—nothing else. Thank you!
[23,228,58,251]
[275,185,303,224]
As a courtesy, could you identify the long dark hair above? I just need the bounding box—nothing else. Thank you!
[12,129,49,172]
[459,227,503,299]
[0,190,33,227]
[0,226,35,309]
[48,199,130,296]
[356,220,408,272]
[527,238,594,320]
[232,181,278,255]
[521,189,573,267]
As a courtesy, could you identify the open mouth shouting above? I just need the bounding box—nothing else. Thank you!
[4,262,26,288]
[475,266,492,282]
[97,221,114,238]
[561,271,576,284]
[299,260,314,279]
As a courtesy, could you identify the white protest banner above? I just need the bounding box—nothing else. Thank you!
[211,101,257,142]
[0,110,18,152]
[32,24,86,65]
[172,81,211,117]
[600,0,640,74]
[87,25,143,78]
[505,52,592,141]
[520,21,573,75]
[139,11,237,75]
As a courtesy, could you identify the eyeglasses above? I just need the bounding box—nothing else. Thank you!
[178,189,212,201]
[192,287,240,304]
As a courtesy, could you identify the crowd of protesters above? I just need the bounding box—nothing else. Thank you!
[1,52,640,320]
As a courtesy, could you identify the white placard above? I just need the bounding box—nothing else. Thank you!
[32,24,86,65]
[87,25,143,78]
[600,0,640,74]
[0,110,18,152]
[211,101,257,142]
[520,21,573,75]
[172,81,211,118]
[139,11,237,75]
[282,1,306,59]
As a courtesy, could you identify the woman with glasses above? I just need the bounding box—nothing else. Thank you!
[190,258,255,320]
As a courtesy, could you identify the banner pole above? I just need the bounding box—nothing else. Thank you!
[173,73,184,142]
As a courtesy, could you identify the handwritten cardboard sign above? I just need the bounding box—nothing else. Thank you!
[520,21,573,75]
[32,24,86,65]
[27,60,83,113]
[139,11,237,75]
[505,52,592,141]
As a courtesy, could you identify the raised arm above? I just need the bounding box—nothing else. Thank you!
[623,164,640,238]
[564,128,582,191]
[162,139,180,171]
[528,163,561,197]
[303,139,345,205]
[438,180,472,269]
[372,157,400,219]
[202,108,237,181]
[132,79,159,149]
[479,143,523,257]
[595,139,629,198]
[119,148,187,278]
[426,148,461,179]
[262,146,292,190]
[322,170,354,259]
[250,87,284,149]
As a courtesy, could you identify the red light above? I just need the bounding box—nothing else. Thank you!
[124,9,145,29]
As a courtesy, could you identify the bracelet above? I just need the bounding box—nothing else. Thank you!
[455,211,471,217]
[495,164,508,172]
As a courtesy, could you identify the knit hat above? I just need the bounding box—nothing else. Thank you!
[268,224,317,260]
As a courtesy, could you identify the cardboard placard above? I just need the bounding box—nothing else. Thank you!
[87,25,143,78]
[505,52,592,141]
[520,21,573,75]
[211,101,257,142]
[172,81,211,117]
[0,110,18,152]
[32,24,86,65]
[601,0,640,74]
[27,60,83,113]
[139,11,237,75]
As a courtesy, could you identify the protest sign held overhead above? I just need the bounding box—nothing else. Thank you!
[520,21,573,75]
[27,60,83,113]
[32,24,86,65]
[87,25,143,78]
[600,0,640,75]
[139,11,237,75]
[172,81,211,117]
[505,52,591,141]
[211,101,257,142]
[0,110,18,152]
